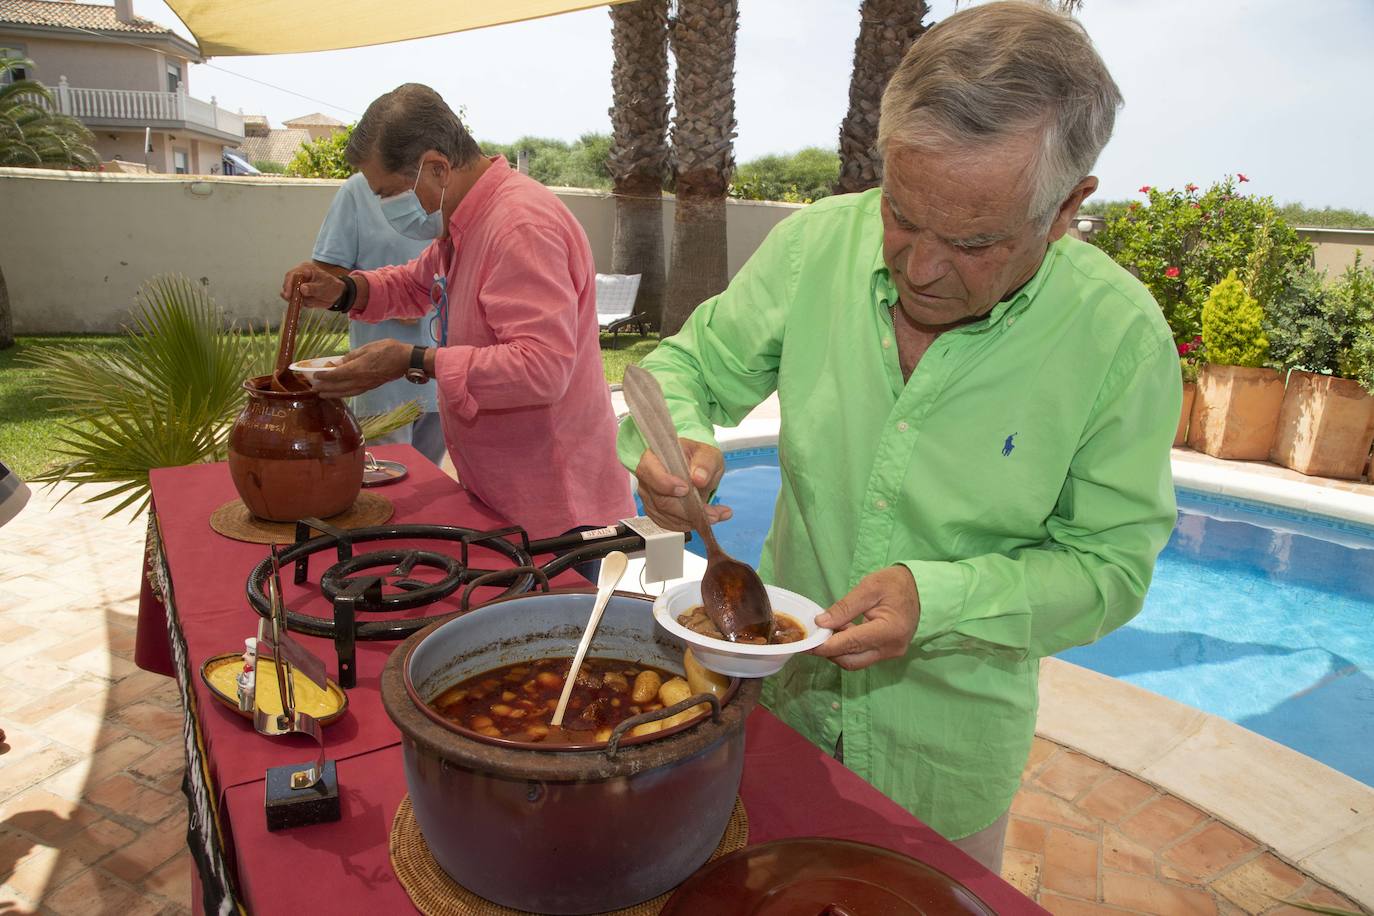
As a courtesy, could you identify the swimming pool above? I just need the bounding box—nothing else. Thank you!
[683,446,1374,786]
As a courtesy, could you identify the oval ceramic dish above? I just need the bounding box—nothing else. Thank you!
[652,581,830,678]
[200,652,348,726]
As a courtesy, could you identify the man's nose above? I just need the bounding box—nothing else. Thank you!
[903,231,949,287]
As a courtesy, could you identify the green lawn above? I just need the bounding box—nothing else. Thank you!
[0,332,659,479]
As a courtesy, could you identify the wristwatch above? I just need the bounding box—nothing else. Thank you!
[405,346,430,384]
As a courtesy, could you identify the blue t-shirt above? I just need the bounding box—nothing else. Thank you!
[312,173,438,415]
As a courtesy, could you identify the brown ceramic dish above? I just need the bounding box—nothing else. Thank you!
[660,837,996,915]
[227,374,364,521]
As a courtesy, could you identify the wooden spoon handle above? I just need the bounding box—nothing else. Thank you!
[276,279,304,376]
[622,365,716,547]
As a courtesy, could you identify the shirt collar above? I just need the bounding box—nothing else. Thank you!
[869,235,1066,333]
[448,155,512,241]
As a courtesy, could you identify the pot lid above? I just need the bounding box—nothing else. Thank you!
[660,837,995,916]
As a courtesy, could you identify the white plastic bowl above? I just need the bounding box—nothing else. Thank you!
[652,580,831,678]
[287,356,344,383]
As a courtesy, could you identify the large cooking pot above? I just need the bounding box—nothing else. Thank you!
[381,590,761,914]
[227,374,363,521]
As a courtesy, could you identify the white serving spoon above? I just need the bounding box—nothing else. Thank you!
[550,550,630,728]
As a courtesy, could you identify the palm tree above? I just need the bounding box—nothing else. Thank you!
[833,1,928,196]
[0,55,99,349]
[660,0,738,337]
[607,0,671,330]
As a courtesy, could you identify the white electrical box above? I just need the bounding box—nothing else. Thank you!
[622,515,685,584]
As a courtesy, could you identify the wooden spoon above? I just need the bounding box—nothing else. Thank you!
[622,365,774,643]
[550,550,629,728]
[271,279,306,392]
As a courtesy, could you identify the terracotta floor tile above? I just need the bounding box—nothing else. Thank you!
[1102,870,1218,915]
[45,866,162,916]
[1000,846,1042,899]
[2,843,62,905]
[1024,736,1062,777]
[1118,795,1208,850]
[30,708,108,754]
[62,817,138,867]
[1041,826,1101,900]
[127,744,184,787]
[1162,821,1260,882]
[1010,788,1098,832]
[1102,827,1154,877]
[1038,891,1138,915]
[0,787,101,845]
[1209,852,1306,913]
[99,812,188,885]
[1008,816,1049,854]
[6,677,109,728]
[0,744,80,803]
[141,853,192,907]
[1291,882,1365,911]
[106,670,172,708]
[1034,751,1114,802]
[107,702,182,745]
[85,774,181,828]
[1078,772,1159,825]
[0,882,40,913]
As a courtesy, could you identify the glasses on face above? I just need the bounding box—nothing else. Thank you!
[428,273,449,347]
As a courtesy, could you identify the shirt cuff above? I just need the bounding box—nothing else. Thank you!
[432,346,478,422]
[901,559,969,645]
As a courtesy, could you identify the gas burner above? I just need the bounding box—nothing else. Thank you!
[246,516,646,686]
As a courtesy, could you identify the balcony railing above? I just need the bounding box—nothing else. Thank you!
[53,77,244,138]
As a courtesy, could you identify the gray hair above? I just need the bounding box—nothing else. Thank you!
[877,1,1122,229]
[346,83,481,176]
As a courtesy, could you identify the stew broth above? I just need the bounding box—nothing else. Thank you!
[677,606,806,645]
[430,656,697,745]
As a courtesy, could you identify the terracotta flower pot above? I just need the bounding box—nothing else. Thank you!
[1186,364,1285,460]
[1175,381,1196,447]
[227,375,364,521]
[1270,370,1374,480]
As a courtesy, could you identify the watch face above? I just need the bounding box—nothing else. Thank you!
[404,368,428,384]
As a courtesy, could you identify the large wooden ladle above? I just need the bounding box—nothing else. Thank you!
[623,365,773,643]
[270,279,309,393]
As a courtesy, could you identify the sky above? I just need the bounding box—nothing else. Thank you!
[133,0,1374,212]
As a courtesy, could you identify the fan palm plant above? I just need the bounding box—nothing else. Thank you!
[660,0,738,337]
[22,274,417,517]
[607,0,671,329]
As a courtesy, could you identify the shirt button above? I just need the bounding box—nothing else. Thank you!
[897,421,909,432]
[875,498,888,510]
[882,337,891,349]
[1007,316,1016,326]
[831,701,841,711]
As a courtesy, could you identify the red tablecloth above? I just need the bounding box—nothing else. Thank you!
[142,446,1044,915]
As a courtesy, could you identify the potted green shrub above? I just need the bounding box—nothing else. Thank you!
[1187,269,1286,459]
[1267,255,1374,479]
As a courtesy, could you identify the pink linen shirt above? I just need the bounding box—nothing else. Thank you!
[353,156,635,539]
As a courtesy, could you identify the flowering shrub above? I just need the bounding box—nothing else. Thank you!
[1090,175,1311,343]
[1202,270,1269,368]
[1178,335,1204,383]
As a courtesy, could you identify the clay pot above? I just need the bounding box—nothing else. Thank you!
[1186,364,1286,460]
[1270,370,1374,479]
[1175,381,1196,448]
[227,375,364,521]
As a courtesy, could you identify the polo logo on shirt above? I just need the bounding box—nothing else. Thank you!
[1002,433,1018,457]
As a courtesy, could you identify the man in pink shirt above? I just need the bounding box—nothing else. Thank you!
[284,84,634,541]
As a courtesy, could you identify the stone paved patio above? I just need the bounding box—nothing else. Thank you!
[0,478,1369,915]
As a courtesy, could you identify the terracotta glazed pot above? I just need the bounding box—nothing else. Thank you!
[1187,364,1286,460]
[1270,370,1374,479]
[227,375,364,521]
[1175,381,1197,448]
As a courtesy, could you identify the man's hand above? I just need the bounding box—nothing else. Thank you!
[632,439,731,531]
[310,339,410,398]
[811,566,921,670]
[282,261,346,310]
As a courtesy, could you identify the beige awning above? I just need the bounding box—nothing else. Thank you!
[164,0,630,57]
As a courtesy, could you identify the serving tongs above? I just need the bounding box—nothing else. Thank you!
[622,365,773,643]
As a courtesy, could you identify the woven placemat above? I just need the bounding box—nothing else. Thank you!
[390,794,748,916]
[208,492,394,544]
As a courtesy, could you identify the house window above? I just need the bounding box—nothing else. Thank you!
[166,62,182,93]
[174,149,189,174]
[1,46,28,83]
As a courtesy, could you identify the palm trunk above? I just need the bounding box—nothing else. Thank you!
[661,0,738,338]
[834,0,928,196]
[608,0,671,329]
[0,263,13,350]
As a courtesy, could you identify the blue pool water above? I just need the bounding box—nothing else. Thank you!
[679,446,1374,786]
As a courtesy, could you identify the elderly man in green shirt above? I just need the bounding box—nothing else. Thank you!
[619,1,1179,872]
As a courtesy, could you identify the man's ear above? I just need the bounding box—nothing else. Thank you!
[1046,176,1099,243]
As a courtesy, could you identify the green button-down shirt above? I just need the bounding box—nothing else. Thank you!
[617,188,1179,839]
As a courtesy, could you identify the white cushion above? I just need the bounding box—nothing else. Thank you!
[595,273,642,322]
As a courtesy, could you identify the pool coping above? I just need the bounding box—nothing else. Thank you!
[710,421,1374,906]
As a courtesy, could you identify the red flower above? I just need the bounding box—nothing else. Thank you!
[1193,335,1202,343]
[1191,202,1200,209]
[1178,342,1192,356]
[1165,266,1181,278]
[1185,183,1198,193]
[1237,173,1250,183]
[1138,185,1152,193]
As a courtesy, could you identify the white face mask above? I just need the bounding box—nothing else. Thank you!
[380,163,447,240]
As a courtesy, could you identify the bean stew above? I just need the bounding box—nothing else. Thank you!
[676,606,806,645]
